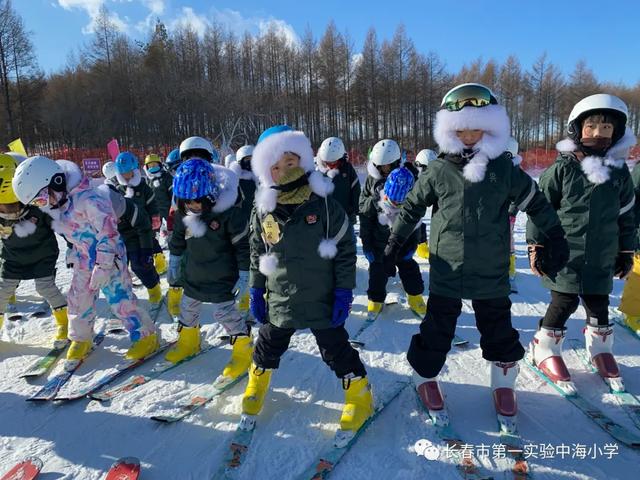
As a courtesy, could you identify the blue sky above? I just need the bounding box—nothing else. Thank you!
[15,0,640,84]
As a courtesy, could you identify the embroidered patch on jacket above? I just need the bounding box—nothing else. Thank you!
[305,214,318,225]
[262,214,281,245]
[0,225,12,239]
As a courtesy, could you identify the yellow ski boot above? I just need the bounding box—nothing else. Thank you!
[509,253,516,279]
[242,363,272,415]
[147,283,162,305]
[125,332,159,360]
[407,294,427,317]
[217,335,253,387]
[165,325,200,363]
[52,306,69,348]
[337,376,374,445]
[624,315,640,334]
[416,242,430,260]
[66,339,92,362]
[367,300,383,320]
[167,287,183,317]
[154,253,167,275]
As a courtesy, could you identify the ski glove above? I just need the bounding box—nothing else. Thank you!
[250,287,267,324]
[167,254,182,285]
[383,233,405,277]
[364,250,375,263]
[89,263,112,291]
[614,251,634,279]
[527,225,569,278]
[234,270,249,298]
[151,215,162,231]
[331,288,353,327]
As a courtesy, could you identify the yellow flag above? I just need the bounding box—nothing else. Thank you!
[7,138,27,156]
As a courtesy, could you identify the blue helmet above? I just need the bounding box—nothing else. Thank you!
[165,148,181,171]
[258,125,292,144]
[173,158,219,201]
[115,151,139,174]
[384,167,415,203]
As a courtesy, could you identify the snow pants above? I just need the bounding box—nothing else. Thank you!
[67,256,155,343]
[367,257,424,303]
[541,290,609,328]
[253,322,367,378]
[407,293,524,378]
[0,276,66,314]
[127,248,160,289]
[178,294,248,336]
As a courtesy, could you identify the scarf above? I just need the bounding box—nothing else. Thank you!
[272,167,312,205]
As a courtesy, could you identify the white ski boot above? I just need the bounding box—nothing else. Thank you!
[490,360,519,434]
[413,371,448,426]
[529,326,577,396]
[584,323,624,392]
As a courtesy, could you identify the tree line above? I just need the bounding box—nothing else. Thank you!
[0,1,639,162]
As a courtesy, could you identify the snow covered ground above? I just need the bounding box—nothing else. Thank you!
[1,208,639,479]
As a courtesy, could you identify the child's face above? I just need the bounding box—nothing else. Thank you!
[270,152,300,183]
[122,171,135,181]
[0,202,22,214]
[456,129,484,148]
[582,118,614,139]
[185,199,203,214]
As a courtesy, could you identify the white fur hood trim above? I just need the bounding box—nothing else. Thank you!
[251,130,315,188]
[229,161,256,182]
[434,104,511,183]
[182,213,208,238]
[210,164,240,213]
[116,169,142,188]
[12,218,37,238]
[254,170,334,215]
[56,160,83,191]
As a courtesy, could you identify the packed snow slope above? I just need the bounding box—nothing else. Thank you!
[1,208,639,479]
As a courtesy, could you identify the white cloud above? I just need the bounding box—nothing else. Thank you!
[170,7,210,37]
[258,18,299,47]
[57,0,128,34]
[141,0,164,15]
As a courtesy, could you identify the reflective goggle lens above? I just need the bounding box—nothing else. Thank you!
[30,188,49,207]
[442,85,493,111]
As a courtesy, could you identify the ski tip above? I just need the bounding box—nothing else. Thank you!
[0,457,43,480]
[106,457,141,479]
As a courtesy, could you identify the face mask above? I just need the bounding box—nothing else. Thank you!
[580,136,612,155]
[147,166,162,174]
[185,209,201,217]
[0,209,25,221]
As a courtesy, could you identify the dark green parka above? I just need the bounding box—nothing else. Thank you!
[392,152,562,299]
[0,206,59,279]
[116,171,159,219]
[527,138,636,295]
[324,160,361,225]
[229,162,257,224]
[146,170,173,220]
[102,184,154,252]
[250,192,356,330]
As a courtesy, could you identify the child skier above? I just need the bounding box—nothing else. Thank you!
[143,154,173,274]
[360,139,426,318]
[167,158,253,387]
[12,157,158,364]
[384,83,568,429]
[244,125,373,443]
[527,93,636,394]
[413,149,437,260]
[163,148,183,317]
[0,153,68,345]
[316,137,361,226]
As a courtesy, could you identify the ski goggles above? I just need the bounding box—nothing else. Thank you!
[30,187,50,208]
[442,84,494,111]
[325,160,341,170]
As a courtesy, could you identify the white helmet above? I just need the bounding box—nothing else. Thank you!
[415,149,437,167]
[224,154,236,168]
[179,136,214,159]
[4,151,27,164]
[317,137,346,163]
[12,155,66,205]
[236,145,255,161]
[567,93,628,144]
[102,161,117,179]
[370,139,401,166]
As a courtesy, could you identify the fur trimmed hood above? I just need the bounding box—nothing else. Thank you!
[316,158,341,179]
[57,160,83,191]
[556,127,637,184]
[229,160,257,182]
[115,169,142,198]
[434,104,511,182]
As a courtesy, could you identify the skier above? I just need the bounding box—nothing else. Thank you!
[143,153,173,273]
[244,125,373,443]
[359,139,426,318]
[315,137,361,226]
[527,93,636,394]
[12,156,158,364]
[0,153,68,345]
[180,136,216,163]
[384,83,568,429]
[506,138,523,293]
[167,158,253,387]
[413,149,437,260]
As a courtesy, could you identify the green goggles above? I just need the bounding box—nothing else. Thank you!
[442,84,494,111]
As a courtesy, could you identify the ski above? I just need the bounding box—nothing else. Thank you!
[611,312,640,340]
[295,381,409,480]
[413,385,495,480]
[497,420,532,479]
[523,354,640,448]
[54,341,176,401]
[211,418,256,480]
[89,340,220,402]
[19,342,69,379]
[349,296,399,347]
[26,330,106,402]
[568,338,640,430]
[104,457,140,480]
[0,457,42,480]
[150,372,248,423]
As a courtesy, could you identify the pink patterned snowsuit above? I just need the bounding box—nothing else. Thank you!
[53,176,155,342]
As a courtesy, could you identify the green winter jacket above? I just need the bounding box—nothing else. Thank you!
[0,206,59,280]
[250,194,356,329]
[169,199,249,303]
[328,161,361,225]
[527,152,635,295]
[147,171,173,220]
[239,178,257,221]
[392,152,562,299]
[117,177,159,219]
[103,184,154,252]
